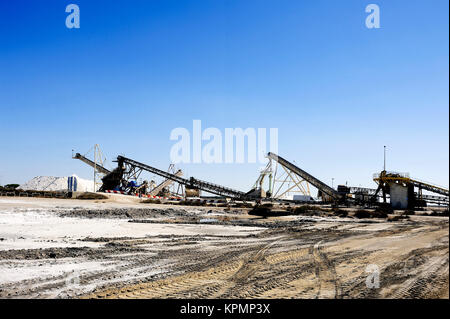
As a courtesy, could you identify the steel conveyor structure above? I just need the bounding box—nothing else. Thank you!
[148,169,183,196]
[267,152,341,201]
[73,153,110,175]
[373,172,449,198]
[114,156,247,199]
[418,194,449,206]
[410,179,449,197]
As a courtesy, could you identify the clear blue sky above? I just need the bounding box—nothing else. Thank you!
[0,0,448,193]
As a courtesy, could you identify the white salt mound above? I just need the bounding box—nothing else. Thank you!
[19,175,94,192]
[19,176,67,191]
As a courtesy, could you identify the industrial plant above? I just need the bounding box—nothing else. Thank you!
[1,0,448,303]
[60,145,449,212]
[1,149,448,300]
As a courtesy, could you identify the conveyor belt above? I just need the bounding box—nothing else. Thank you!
[117,156,247,198]
[373,173,449,197]
[267,152,341,200]
[410,179,449,197]
[73,153,110,175]
[148,169,183,196]
[417,194,449,205]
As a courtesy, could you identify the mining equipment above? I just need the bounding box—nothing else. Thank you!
[372,170,449,209]
[148,168,183,196]
[246,162,273,199]
[72,152,110,175]
[96,153,345,203]
[73,149,184,197]
[72,145,109,192]
[100,155,247,199]
[266,152,342,203]
[74,148,448,208]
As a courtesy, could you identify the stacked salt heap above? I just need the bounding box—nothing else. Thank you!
[19,175,94,192]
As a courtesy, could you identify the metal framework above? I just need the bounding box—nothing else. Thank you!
[269,159,311,200]
[113,156,247,198]
[148,166,183,196]
[72,145,109,192]
[267,152,341,201]
[373,171,449,197]
[418,194,449,206]
[72,152,110,175]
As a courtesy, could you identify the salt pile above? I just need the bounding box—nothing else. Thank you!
[19,176,68,191]
[19,175,94,192]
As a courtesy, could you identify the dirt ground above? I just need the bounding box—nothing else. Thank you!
[0,197,448,299]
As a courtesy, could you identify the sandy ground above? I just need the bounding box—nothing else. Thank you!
[0,197,448,299]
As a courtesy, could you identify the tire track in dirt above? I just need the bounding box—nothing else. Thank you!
[75,219,449,299]
[83,258,245,298]
[83,237,330,299]
[310,240,342,299]
[206,239,282,298]
[82,237,315,299]
[384,247,449,299]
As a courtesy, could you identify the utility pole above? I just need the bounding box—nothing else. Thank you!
[332,178,335,189]
[383,145,386,171]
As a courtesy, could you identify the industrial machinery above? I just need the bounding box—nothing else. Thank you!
[72,152,110,175]
[104,153,342,203]
[267,152,341,202]
[148,168,183,196]
[73,147,185,196]
[246,161,273,199]
[247,155,317,202]
[372,170,449,209]
[74,147,448,208]
[100,155,247,199]
[72,145,109,192]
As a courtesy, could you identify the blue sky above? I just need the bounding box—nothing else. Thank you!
[0,0,448,193]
